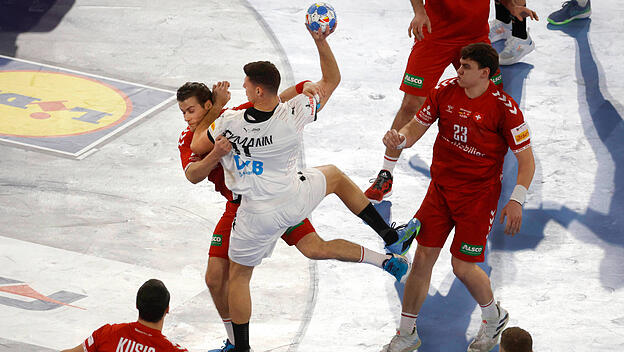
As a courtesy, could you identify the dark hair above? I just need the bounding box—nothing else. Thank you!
[460,43,499,79]
[176,82,213,105]
[136,279,170,323]
[243,61,281,95]
[500,327,533,352]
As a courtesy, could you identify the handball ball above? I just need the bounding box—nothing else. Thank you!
[305,3,336,32]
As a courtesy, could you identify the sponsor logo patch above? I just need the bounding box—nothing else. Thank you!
[511,122,530,145]
[460,242,483,256]
[403,73,424,89]
[211,234,223,247]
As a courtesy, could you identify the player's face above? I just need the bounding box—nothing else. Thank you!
[243,76,258,103]
[178,96,209,132]
[457,58,488,88]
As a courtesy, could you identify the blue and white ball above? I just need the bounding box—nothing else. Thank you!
[305,3,337,32]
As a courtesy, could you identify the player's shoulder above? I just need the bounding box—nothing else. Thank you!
[489,85,521,116]
[433,77,459,91]
[287,93,317,108]
[178,126,192,145]
[162,335,189,352]
[231,102,253,111]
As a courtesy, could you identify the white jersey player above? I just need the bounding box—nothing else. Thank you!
[201,26,419,352]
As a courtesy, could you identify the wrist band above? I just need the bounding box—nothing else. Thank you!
[396,133,407,149]
[509,184,528,205]
[295,80,312,94]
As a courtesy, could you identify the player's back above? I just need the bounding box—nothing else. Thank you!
[83,322,187,352]
[211,94,318,200]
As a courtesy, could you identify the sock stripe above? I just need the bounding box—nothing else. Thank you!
[401,312,418,319]
[223,318,232,323]
[359,246,364,263]
[480,298,494,308]
[384,155,399,162]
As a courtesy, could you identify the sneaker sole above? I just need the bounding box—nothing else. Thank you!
[547,10,591,25]
[399,339,421,352]
[367,190,392,204]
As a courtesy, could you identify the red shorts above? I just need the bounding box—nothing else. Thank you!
[400,37,501,96]
[415,181,501,262]
[208,201,315,259]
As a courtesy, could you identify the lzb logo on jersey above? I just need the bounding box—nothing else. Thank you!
[234,155,264,176]
[0,71,131,137]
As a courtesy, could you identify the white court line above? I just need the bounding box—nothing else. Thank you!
[0,54,174,93]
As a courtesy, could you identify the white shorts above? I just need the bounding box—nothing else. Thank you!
[228,168,326,266]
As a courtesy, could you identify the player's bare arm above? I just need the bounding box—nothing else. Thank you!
[499,146,536,235]
[408,0,431,41]
[190,81,231,155]
[307,25,340,112]
[500,0,539,21]
[185,135,231,184]
[383,118,430,150]
[60,345,83,352]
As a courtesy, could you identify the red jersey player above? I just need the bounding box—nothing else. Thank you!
[61,279,187,352]
[381,43,535,352]
[365,0,537,203]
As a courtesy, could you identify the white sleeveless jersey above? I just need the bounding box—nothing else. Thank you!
[208,94,318,201]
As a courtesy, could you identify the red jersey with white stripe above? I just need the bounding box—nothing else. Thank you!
[81,322,187,352]
[415,78,531,189]
[424,0,490,44]
[177,102,253,202]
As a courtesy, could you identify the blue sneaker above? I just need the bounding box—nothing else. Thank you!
[382,254,411,283]
[220,339,235,352]
[548,0,591,25]
[385,218,421,255]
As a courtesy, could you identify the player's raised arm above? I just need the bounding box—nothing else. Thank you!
[306,24,340,112]
[191,81,231,155]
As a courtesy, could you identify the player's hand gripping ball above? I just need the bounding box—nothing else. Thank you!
[306,3,336,32]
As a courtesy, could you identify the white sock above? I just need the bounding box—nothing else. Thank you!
[382,154,399,174]
[223,318,235,344]
[577,0,588,7]
[480,298,498,320]
[399,312,418,335]
[359,246,389,268]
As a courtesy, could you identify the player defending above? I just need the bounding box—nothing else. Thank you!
[381,43,535,352]
[365,0,536,202]
[181,27,415,352]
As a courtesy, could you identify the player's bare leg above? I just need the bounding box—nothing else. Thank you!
[402,245,441,315]
[315,164,421,255]
[451,257,509,352]
[450,257,493,305]
[205,257,235,349]
[365,93,426,202]
[228,261,254,352]
[205,257,230,317]
[294,231,411,282]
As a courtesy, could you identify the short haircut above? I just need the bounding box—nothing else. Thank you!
[176,82,213,105]
[243,61,281,95]
[136,279,170,323]
[500,327,533,352]
[460,43,499,79]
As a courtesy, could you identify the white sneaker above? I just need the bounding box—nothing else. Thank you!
[489,19,511,43]
[467,302,509,352]
[382,328,421,352]
[499,34,535,65]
